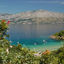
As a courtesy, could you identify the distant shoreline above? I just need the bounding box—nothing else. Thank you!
[50,35,64,40]
[50,35,57,40]
[50,30,64,40]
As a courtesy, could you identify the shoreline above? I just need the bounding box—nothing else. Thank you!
[25,44,63,52]
[50,35,57,40]
[50,35,64,40]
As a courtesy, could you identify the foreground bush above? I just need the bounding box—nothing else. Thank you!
[40,46,64,64]
[0,20,64,64]
[0,20,10,40]
[0,39,64,64]
[0,39,40,64]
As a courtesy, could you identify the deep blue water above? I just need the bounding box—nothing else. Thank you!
[8,24,64,51]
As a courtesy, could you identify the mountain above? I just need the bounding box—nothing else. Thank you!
[0,10,64,24]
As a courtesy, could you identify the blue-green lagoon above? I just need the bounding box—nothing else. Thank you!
[8,24,64,51]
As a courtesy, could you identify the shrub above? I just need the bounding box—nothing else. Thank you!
[0,20,10,40]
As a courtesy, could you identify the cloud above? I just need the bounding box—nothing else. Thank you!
[60,2,64,5]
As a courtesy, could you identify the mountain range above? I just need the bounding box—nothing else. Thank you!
[0,10,64,24]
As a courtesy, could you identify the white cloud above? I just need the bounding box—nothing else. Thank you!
[60,2,64,5]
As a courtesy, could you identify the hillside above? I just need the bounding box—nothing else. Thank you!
[0,10,64,24]
[50,30,64,40]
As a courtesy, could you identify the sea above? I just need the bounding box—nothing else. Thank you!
[8,23,64,51]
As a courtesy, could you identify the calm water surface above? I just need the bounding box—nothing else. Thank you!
[8,24,64,51]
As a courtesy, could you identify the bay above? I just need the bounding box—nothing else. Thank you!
[8,23,64,51]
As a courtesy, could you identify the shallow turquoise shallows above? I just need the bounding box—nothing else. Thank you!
[8,24,64,51]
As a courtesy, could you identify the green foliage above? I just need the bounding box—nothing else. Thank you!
[0,20,9,40]
[0,39,64,64]
[0,20,64,64]
[53,30,64,40]
[54,30,64,36]
[40,54,58,64]
[0,40,40,64]
[40,46,64,64]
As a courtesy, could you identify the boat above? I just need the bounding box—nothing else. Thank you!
[43,40,47,43]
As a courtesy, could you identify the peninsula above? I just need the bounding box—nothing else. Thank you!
[50,30,64,40]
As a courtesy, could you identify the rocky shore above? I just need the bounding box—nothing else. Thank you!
[50,35,64,40]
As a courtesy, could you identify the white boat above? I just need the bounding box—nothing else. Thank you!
[43,40,47,43]
[23,23,26,24]
[34,42,37,45]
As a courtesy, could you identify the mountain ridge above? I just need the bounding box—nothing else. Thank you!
[0,10,64,24]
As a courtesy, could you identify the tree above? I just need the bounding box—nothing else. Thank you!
[0,20,10,40]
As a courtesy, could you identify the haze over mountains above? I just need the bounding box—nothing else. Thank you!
[0,10,64,24]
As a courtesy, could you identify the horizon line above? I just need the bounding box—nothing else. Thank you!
[0,9,64,14]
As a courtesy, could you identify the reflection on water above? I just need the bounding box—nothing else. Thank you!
[8,24,64,51]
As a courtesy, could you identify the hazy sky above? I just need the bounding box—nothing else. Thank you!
[0,0,64,14]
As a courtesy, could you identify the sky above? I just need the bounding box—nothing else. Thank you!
[0,0,64,14]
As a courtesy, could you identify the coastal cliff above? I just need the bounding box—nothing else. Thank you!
[50,30,64,40]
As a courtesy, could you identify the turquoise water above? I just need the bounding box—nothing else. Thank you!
[8,24,64,51]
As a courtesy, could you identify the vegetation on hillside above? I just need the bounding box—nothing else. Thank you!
[51,30,64,40]
[0,20,64,64]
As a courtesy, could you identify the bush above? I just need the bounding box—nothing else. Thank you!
[0,20,64,64]
[0,20,10,40]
